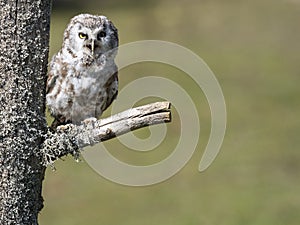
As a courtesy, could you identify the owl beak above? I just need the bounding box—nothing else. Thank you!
[91,40,95,55]
[86,40,95,56]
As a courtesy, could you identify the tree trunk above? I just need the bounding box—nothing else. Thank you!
[0,0,51,224]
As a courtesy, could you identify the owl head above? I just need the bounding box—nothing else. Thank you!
[63,14,118,58]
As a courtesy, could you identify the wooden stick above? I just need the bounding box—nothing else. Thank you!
[41,102,171,166]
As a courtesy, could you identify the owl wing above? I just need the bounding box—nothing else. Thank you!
[101,71,118,112]
[46,55,60,94]
[46,71,58,94]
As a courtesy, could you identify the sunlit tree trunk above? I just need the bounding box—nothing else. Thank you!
[0,0,51,224]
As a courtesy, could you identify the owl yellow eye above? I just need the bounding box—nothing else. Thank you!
[78,32,88,39]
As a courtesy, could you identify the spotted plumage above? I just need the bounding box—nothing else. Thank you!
[46,14,119,129]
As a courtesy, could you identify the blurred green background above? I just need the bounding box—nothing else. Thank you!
[41,0,300,224]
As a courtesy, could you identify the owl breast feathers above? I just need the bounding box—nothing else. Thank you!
[46,14,119,129]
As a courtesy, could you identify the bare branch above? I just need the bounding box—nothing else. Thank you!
[41,101,171,166]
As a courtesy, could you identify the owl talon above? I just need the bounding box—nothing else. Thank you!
[82,117,98,129]
[56,124,74,132]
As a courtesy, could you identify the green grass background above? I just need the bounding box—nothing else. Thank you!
[41,0,300,224]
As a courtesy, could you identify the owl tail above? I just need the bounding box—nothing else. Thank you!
[50,119,61,130]
[50,116,71,131]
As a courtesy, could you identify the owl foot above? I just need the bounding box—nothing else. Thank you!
[56,123,75,132]
[82,117,98,129]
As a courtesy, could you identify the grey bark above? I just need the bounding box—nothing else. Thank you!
[0,0,51,224]
[0,1,171,224]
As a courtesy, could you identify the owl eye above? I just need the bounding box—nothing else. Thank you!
[97,31,106,40]
[78,32,88,39]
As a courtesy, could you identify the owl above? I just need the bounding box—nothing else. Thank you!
[46,14,119,129]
